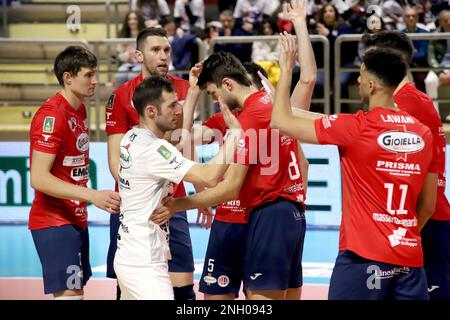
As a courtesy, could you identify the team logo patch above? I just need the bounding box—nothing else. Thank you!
[377,131,424,154]
[106,94,115,109]
[119,145,132,169]
[157,145,172,160]
[203,275,217,285]
[217,275,230,288]
[76,132,89,152]
[42,116,55,133]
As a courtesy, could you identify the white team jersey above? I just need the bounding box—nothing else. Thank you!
[115,127,195,267]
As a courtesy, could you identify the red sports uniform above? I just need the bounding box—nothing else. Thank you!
[394,83,450,221]
[234,90,306,213]
[315,108,439,267]
[29,93,90,230]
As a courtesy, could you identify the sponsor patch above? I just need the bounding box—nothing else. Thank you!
[377,131,424,154]
[106,94,115,109]
[71,165,89,181]
[76,132,89,152]
[63,155,85,167]
[203,275,217,285]
[157,145,172,160]
[217,275,230,287]
[42,116,55,133]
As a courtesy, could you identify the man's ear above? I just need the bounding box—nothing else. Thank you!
[368,79,376,95]
[63,72,73,86]
[145,104,158,118]
[222,78,233,91]
[136,50,144,64]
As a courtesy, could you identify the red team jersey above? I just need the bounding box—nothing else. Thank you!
[234,90,306,214]
[105,73,190,197]
[394,83,450,221]
[29,93,90,230]
[315,108,439,267]
[203,111,247,224]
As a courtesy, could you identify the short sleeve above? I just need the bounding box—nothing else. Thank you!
[314,113,362,148]
[105,91,130,135]
[147,140,196,184]
[30,107,66,154]
[203,112,227,134]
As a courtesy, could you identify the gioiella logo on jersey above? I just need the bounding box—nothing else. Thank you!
[377,131,425,154]
[0,157,97,206]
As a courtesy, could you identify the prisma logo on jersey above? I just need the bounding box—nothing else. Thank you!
[377,131,425,154]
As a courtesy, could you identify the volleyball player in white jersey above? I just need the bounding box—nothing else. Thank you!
[114,75,241,300]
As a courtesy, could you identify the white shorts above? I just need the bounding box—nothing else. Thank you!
[114,261,174,300]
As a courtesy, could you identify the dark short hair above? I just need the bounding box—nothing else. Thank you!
[362,48,407,88]
[132,75,174,116]
[54,46,97,86]
[197,51,252,89]
[242,62,268,89]
[362,30,414,64]
[136,27,168,51]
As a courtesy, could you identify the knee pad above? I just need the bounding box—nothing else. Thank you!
[173,284,196,300]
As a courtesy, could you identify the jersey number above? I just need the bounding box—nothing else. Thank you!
[207,259,215,273]
[288,151,301,180]
[384,183,408,215]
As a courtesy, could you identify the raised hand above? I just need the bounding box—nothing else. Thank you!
[258,70,275,102]
[278,31,297,73]
[189,61,204,88]
[283,0,307,23]
[219,96,241,130]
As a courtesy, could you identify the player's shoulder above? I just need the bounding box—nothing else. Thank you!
[35,94,67,119]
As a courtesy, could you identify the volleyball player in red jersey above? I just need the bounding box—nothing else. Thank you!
[29,46,120,299]
[272,29,439,299]
[362,31,450,300]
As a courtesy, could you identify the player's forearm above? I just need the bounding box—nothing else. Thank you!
[171,179,240,212]
[291,20,316,110]
[417,206,434,232]
[31,171,95,203]
[202,128,241,183]
[182,86,201,133]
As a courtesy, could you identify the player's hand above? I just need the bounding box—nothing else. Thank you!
[189,61,204,89]
[279,31,297,73]
[151,197,175,225]
[283,0,307,23]
[91,190,121,214]
[258,70,275,102]
[196,207,214,229]
[219,97,241,130]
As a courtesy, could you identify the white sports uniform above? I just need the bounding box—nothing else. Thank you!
[114,127,195,300]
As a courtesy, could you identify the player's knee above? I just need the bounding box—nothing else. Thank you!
[173,284,196,300]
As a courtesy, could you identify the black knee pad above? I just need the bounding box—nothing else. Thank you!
[173,284,196,300]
